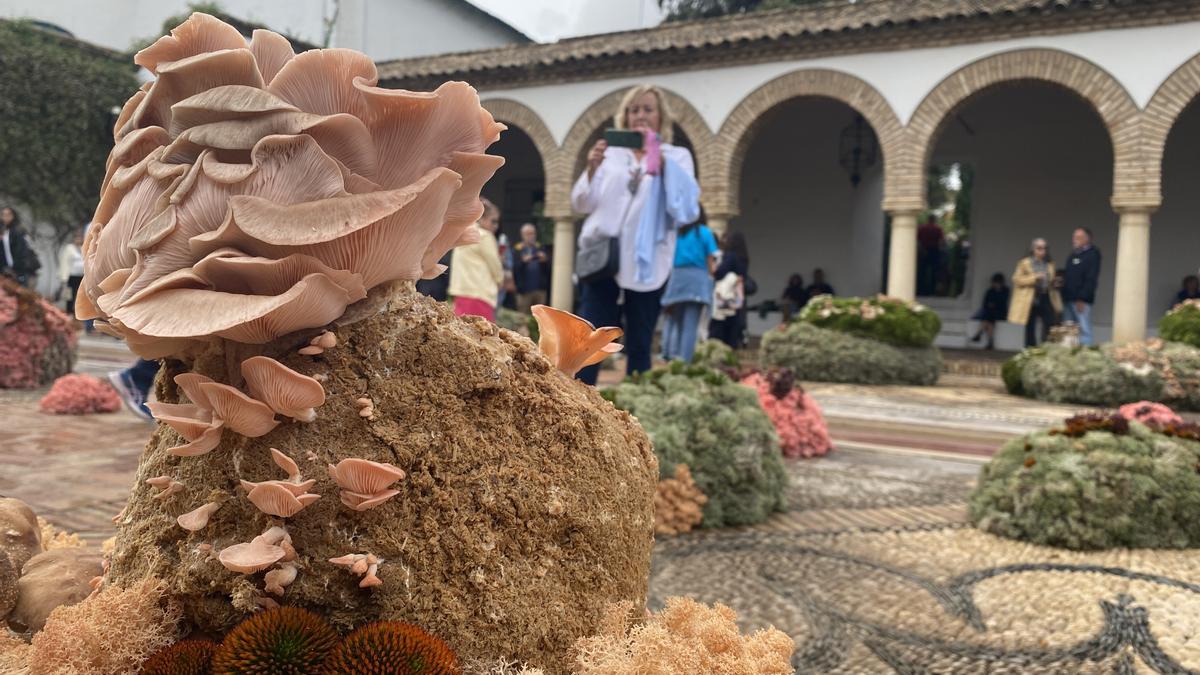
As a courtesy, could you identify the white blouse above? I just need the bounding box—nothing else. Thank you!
[571,144,696,293]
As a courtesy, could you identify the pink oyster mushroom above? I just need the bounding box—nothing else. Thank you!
[77,12,505,359]
[327,458,405,511]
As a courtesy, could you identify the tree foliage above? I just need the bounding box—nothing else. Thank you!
[0,21,137,241]
[658,0,825,22]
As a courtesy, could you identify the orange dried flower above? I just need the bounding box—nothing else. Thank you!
[322,621,459,674]
[211,606,338,674]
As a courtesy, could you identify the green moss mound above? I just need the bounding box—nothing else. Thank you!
[604,362,787,528]
[690,339,739,371]
[970,415,1200,550]
[761,322,942,385]
[1160,301,1200,349]
[799,295,941,348]
[1003,341,1200,410]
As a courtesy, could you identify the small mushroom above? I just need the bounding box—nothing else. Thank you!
[313,331,337,349]
[328,552,383,589]
[355,397,375,419]
[326,458,405,495]
[240,478,317,497]
[298,345,324,356]
[145,476,173,489]
[245,482,318,518]
[145,402,215,440]
[530,304,624,377]
[359,563,382,588]
[270,447,301,481]
[198,382,279,436]
[173,372,216,408]
[339,488,400,511]
[152,480,185,501]
[177,502,221,531]
[264,562,298,596]
[168,418,225,456]
[241,356,325,423]
[218,540,285,574]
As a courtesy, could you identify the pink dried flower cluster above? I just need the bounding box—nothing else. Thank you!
[1117,400,1184,427]
[741,372,832,458]
[39,374,122,415]
[0,277,78,389]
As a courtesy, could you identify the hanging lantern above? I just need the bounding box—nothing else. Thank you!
[839,114,879,187]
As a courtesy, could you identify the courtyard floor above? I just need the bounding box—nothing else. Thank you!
[2,336,1199,673]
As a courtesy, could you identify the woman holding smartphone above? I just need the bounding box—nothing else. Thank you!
[570,84,701,385]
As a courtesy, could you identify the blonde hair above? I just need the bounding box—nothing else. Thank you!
[614,85,674,144]
[480,197,499,220]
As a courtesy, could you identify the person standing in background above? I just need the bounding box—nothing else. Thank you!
[709,231,750,349]
[1061,227,1100,346]
[1173,275,1200,307]
[512,223,550,313]
[58,227,86,317]
[660,217,718,362]
[449,198,504,322]
[0,206,40,288]
[1009,238,1061,347]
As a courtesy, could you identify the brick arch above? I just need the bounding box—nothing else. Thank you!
[713,69,905,215]
[1138,52,1200,208]
[899,48,1142,211]
[480,98,562,215]
[552,86,715,217]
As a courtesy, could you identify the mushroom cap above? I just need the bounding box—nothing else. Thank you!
[339,488,400,512]
[328,554,361,568]
[218,540,285,574]
[253,526,288,546]
[326,458,405,494]
[241,356,325,422]
[80,12,504,359]
[174,372,217,408]
[269,447,300,480]
[531,305,624,377]
[263,562,297,596]
[168,418,225,456]
[177,502,222,531]
[146,402,214,441]
[197,382,279,437]
[245,482,317,518]
[313,331,337,349]
[240,478,316,497]
[7,548,103,633]
[0,498,44,575]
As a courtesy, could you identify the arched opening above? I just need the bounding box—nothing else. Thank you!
[1153,97,1200,320]
[925,81,1116,348]
[733,96,885,334]
[481,123,547,247]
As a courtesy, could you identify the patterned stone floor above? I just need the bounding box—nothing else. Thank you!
[5,339,1200,673]
[650,449,1200,674]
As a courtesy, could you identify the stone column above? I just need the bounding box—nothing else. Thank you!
[1111,206,1154,344]
[550,216,577,311]
[886,210,919,301]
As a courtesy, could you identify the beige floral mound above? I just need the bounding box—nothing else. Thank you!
[78,12,504,358]
[573,598,794,674]
[104,284,658,673]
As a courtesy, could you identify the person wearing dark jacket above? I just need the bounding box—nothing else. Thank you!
[512,223,550,313]
[0,206,40,288]
[1061,227,1101,345]
[970,272,1010,350]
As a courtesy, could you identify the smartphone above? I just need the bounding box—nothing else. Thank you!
[604,128,644,150]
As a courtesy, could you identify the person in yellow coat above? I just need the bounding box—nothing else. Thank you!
[449,198,504,322]
[1008,237,1062,347]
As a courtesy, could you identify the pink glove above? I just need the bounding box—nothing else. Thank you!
[642,130,662,175]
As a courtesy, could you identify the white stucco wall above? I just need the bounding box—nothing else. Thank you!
[0,0,523,60]
[481,21,1200,144]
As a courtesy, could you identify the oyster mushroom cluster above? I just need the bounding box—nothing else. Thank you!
[77,12,504,358]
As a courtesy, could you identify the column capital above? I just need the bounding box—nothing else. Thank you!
[1111,194,1160,215]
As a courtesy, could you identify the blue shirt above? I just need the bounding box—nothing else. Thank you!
[673,224,718,269]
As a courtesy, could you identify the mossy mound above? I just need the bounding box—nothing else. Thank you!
[103,282,657,674]
[761,322,941,386]
[604,362,786,528]
[1002,341,1200,410]
[970,415,1200,550]
[1160,300,1200,349]
[799,294,941,347]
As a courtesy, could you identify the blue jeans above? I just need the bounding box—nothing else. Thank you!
[663,302,704,363]
[621,287,664,377]
[125,358,160,399]
[577,278,621,386]
[1063,301,1094,345]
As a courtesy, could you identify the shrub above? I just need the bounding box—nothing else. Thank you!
[690,339,739,371]
[605,362,786,528]
[495,307,530,337]
[798,294,941,348]
[761,322,941,386]
[970,414,1200,550]
[1160,299,1200,349]
[1007,340,1200,410]
[740,371,831,458]
[39,373,121,414]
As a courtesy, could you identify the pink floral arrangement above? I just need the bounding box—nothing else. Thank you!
[39,374,122,415]
[0,277,79,389]
[741,369,832,458]
[1117,400,1184,427]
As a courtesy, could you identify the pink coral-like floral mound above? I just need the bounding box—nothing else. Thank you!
[77,12,504,358]
[0,276,78,389]
[742,369,832,458]
[1117,400,1184,427]
[39,373,122,415]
